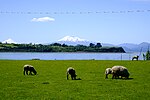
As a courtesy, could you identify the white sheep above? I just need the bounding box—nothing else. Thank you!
[132,55,139,61]
[111,66,129,79]
[66,67,77,80]
[23,64,37,75]
[105,68,112,79]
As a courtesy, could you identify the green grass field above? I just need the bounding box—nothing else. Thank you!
[0,60,150,100]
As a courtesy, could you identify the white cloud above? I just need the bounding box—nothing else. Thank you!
[2,38,17,44]
[31,17,55,22]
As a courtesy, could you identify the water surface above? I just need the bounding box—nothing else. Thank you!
[0,52,144,60]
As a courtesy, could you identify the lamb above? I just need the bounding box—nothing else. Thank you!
[23,64,37,75]
[105,68,112,79]
[66,67,77,80]
[111,66,129,79]
[132,55,139,61]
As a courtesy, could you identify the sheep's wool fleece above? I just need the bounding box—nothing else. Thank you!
[112,66,127,71]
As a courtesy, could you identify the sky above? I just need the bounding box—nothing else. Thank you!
[0,0,150,45]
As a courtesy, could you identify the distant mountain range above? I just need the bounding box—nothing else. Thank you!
[118,42,150,52]
[2,36,150,52]
[57,36,150,52]
[2,38,17,44]
[57,36,91,46]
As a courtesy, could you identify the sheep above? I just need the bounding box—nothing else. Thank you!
[111,66,129,79]
[66,67,77,80]
[105,68,112,79]
[132,55,139,61]
[23,64,37,75]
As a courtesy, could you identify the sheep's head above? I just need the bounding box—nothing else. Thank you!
[33,70,37,75]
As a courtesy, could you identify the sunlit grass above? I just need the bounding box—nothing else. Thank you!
[0,60,150,100]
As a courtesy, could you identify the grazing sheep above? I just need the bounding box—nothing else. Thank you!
[105,68,112,79]
[111,66,129,79]
[132,55,139,61]
[66,67,77,80]
[23,64,37,75]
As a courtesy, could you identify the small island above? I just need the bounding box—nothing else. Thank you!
[0,42,125,53]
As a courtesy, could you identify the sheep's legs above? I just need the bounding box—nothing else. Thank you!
[67,74,69,80]
[105,74,108,79]
[26,70,28,75]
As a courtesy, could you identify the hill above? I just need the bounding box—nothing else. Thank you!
[0,43,125,53]
[57,36,150,52]
[3,36,150,52]
[118,42,150,52]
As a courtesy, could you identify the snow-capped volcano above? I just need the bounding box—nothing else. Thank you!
[2,38,17,44]
[58,36,88,42]
[58,36,90,46]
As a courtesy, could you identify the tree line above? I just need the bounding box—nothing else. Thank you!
[0,42,125,53]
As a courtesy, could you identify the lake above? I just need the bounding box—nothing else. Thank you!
[0,52,145,60]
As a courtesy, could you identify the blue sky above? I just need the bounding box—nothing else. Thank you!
[0,0,150,44]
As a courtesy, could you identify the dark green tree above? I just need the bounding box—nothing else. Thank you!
[62,44,68,47]
[146,50,150,60]
[51,43,61,46]
[89,43,95,48]
[95,43,102,48]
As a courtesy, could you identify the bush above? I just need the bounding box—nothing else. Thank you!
[146,50,150,60]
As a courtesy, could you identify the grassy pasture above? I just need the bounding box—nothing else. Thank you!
[0,60,150,100]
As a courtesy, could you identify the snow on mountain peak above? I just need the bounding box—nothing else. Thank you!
[2,38,17,44]
[58,36,88,42]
